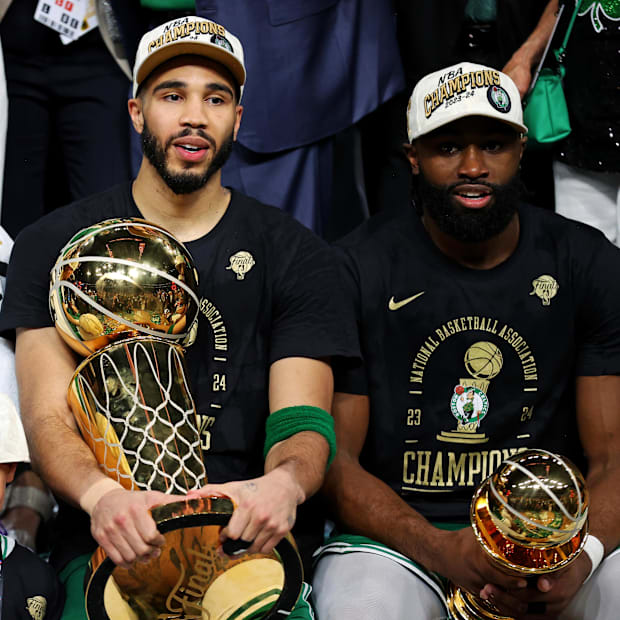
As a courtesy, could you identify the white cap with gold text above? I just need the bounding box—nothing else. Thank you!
[0,394,29,464]
[133,16,245,99]
[407,62,527,141]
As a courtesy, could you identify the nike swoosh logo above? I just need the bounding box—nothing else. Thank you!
[388,292,425,311]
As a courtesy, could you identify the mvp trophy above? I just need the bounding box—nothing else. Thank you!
[447,449,589,620]
[50,219,302,620]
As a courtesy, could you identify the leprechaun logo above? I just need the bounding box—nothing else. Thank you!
[580,0,620,33]
[210,33,233,52]
[487,85,511,113]
[451,385,489,427]
[437,341,503,445]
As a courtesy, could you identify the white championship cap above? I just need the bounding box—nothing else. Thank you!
[406,62,528,142]
[133,16,246,99]
[0,393,29,464]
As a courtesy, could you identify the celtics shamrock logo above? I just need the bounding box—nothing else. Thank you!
[450,385,489,428]
[579,0,620,33]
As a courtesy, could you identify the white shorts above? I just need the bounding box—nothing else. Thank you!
[312,534,620,620]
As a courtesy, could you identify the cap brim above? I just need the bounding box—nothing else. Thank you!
[135,41,245,96]
[412,112,528,141]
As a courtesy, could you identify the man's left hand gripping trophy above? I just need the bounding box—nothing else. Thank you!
[49,219,302,620]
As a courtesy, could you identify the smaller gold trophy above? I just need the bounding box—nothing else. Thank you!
[447,449,589,620]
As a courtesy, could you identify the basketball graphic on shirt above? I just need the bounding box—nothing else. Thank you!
[464,341,503,380]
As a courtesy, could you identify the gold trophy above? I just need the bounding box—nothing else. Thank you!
[50,219,303,620]
[447,449,589,620]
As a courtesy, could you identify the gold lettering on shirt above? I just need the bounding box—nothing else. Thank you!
[199,298,228,352]
[402,447,528,491]
[409,316,538,386]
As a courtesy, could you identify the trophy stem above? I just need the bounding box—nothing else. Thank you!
[447,583,514,620]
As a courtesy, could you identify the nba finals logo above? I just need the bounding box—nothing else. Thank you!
[530,275,559,306]
[226,251,255,281]
[26,596,47,620]
[437,341,503,445]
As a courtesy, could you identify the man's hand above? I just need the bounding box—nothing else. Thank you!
[501,0,560,99]
[188,467,304,556]
[434,528,528,603]
[90,488,183,567]
[478,549,591,619]
[502,59,533,99]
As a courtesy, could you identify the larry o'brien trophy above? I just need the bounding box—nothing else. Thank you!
[447,449,589,620]
[49,219,303,620]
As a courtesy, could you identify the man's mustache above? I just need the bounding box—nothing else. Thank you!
[166,128,217,151]
[446,179,498,193]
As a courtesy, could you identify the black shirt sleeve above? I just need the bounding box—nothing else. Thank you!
[268,221,360,365]
[332,245,368,395]
[0,221,60,339]
[575,231,620,376]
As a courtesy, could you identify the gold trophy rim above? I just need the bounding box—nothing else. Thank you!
[70,334,186,379]
[84,497,305,620]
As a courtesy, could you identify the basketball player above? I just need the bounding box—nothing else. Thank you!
[312,62,620,619]
[0,16,356,618]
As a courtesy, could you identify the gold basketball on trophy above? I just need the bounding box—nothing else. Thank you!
[49,218,200,356]
[447,449,589,620]
[78,313,105,338]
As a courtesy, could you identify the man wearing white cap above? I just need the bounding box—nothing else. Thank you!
[0,395,64,618]
[312,63,620,619]
[0,14,356,619]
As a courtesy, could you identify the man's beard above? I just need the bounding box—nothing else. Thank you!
[414,171,523,243]
[141,121,234,195]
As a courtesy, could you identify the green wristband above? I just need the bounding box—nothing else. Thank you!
[264,406,337,469]
[140,0,195,9]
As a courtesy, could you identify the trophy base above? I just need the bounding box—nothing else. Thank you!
[85,497,303,620]
[447,583,514,620]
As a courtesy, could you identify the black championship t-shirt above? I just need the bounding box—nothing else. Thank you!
[335,203,620,522]
[0,183,358,567]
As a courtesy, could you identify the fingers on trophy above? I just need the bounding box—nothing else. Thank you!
[49,219,302,619]
[447,448,589,620]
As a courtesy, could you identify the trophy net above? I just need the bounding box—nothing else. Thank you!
[69,337,207,494]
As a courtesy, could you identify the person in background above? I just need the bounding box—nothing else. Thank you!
[0,394,64,619]
[504,0,620,244]
[0,0,131,238]
[0,226,56,554]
